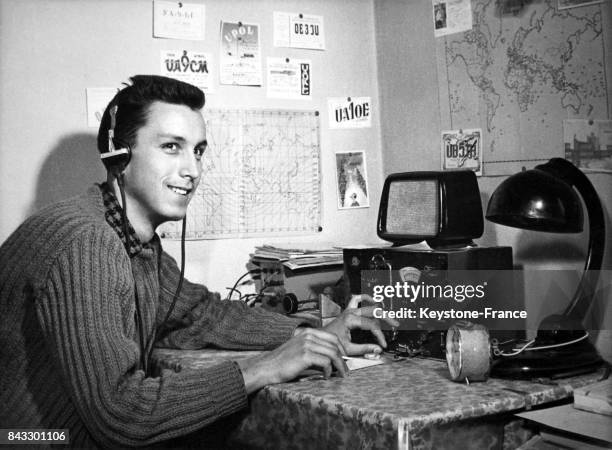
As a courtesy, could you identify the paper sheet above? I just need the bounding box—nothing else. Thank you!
[343,356,385,371]
[266,57,312,99]
[219,21,262,86]
[273,11,325,50]
[153,1,205,41]
[160,49,213,92]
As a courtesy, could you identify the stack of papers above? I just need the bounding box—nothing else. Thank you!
[251,244,343,270]
[573,378,612,416]
[516,403,612,448]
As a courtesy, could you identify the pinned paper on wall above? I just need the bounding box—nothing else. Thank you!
[335,151,370,210]
[86,87,117,128]
[266,57,312,100]
[153,1,205,40]
[564,119,612,172]
[433,0,472,38]
[161,50,213,92]
[219,21,262,86]
[273,11,325,50]
[328,97,372,129]
[441,128,483,175]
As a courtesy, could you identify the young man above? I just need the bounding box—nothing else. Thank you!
[0,75,395,448]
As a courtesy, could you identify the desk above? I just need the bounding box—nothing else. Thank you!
[153,349,604,450]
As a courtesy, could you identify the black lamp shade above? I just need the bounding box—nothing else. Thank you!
[485,168,583,233]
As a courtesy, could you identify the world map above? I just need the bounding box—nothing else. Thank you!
[158,109,321,239]
[436,0,608,175]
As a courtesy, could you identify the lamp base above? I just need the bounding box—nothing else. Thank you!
[491,339,604,379]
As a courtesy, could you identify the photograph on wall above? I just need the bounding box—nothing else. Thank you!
[219,21,262,86]
[334,151,370,209]
[153,1,206,40]
[434,2,447,30]
[160,50,213,92]
[564,119,612,172]
[441,128,483,175]
[432,0,473,38]
[266,57,312,99]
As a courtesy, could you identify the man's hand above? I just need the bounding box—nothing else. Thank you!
[236,295,398,394]
[236,328,349,394]
[322,294,400,356]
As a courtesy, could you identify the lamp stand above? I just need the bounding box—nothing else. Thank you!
[490,158,606,379]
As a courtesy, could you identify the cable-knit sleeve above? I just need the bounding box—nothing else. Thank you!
[156,250,308,350]
[34,225,248,448]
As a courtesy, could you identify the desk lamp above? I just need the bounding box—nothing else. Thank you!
[485,158,605,378]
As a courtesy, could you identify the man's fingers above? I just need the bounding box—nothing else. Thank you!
[303,334,343,357]
[357,294,377,305]
[346,295,361,309]
[341,313,389,349]
[368,328,388,349]
[348,294,378,309]
[306,348,348,378]
[343,308,396,331]
[300,327,347,355]
[299,333,349,376]
[354,305,400,328]
[345,342,383,356]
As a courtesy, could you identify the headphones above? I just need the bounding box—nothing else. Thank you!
[100,105,131,174]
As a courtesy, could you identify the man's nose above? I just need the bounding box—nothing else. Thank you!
[179,151,202,180]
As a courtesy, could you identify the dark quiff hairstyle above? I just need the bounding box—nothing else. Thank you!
[97,75,205,156]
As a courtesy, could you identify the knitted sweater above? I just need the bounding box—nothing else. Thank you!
[0,185,304,448]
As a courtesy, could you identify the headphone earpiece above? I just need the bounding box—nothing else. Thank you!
[101,105,131,174]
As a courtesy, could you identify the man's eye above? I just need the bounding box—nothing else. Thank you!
[194,146,207,160]
[162,143,179,152]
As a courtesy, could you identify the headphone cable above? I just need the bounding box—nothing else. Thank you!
[116,174,149,374]
[146,216,187,373]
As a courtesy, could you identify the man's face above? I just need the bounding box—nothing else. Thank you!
[122,101,207,229]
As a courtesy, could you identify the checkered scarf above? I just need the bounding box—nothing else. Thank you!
[99,182,143,257]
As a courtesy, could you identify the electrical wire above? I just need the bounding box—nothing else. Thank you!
[243,294,261,306]
[225,271,251,301]
[225,287,242,301]
[495,332,590,357]
[225,269,260,301]
[495,339,536,357]
[158,216,187,327]
[116,174,148,374]
[525,332,589,351]
[146,216,187,373]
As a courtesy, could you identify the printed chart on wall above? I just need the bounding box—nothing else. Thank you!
[158,109,321,239]
[435,0,609,175]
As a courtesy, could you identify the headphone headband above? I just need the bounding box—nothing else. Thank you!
[100,148,130,160]
[102,104,131,172]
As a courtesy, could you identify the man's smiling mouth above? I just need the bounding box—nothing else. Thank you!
[168,185,191,196]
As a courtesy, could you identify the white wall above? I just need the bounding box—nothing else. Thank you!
[0,0,385,295]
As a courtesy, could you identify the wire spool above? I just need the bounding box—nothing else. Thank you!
[445,321,491,383]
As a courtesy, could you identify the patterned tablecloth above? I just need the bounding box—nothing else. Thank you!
[152,349,604,450]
